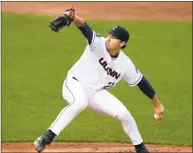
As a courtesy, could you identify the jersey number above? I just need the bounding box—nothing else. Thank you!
[103,82,115,89]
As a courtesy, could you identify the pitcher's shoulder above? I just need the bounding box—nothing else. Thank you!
[120,51,132,63]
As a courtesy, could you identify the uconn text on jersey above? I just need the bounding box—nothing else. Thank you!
[99,57,120,79]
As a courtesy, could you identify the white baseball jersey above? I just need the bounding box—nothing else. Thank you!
[49,27,144,145]
[67,30,143,91]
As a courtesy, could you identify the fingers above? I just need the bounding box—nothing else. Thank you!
[158,114,163,120]
[155,112,163,120]
[154,104,164,120]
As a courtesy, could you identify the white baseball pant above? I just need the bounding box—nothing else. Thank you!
[49,76,143,145]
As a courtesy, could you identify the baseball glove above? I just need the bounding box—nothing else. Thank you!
[49,8,75,32]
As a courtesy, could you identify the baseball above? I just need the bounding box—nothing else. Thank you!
[154,113,159,119]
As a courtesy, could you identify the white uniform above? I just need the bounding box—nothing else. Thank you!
[49,30,143,145]
[67,31,142,90]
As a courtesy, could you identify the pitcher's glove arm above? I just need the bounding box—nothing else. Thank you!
[49,8,75,32]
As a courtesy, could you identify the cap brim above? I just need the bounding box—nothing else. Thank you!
[105,30,127,48]
[105,30,117,38]
[105,30,124,42]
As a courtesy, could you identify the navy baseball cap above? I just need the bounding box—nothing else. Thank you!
[107,25,130,43]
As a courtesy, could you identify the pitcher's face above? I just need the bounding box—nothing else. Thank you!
[105,35,125,54]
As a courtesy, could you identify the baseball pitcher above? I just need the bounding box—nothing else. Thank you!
[34,8,164,153]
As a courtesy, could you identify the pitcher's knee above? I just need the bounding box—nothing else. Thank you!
[74,100,88,112]
[117,110,134,122]
[62,87,74,105]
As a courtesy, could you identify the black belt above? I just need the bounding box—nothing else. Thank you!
[72,77,78,81]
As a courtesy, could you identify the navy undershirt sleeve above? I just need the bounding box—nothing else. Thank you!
[78,22,93,45]
[137,76,156,99]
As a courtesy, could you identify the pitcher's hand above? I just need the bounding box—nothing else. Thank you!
[152,95,164,120]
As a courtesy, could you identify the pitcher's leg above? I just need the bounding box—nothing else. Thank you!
[88,90,149,153]
[49,79,88,135]
[34,77,89,152]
